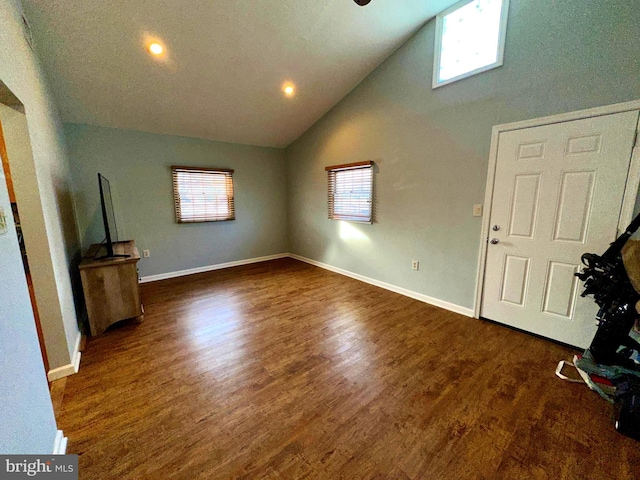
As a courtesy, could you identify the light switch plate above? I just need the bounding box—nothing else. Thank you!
[0,207,7,235]
[473,204,483,217]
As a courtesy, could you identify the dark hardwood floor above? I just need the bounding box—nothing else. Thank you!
[55,258,639,479]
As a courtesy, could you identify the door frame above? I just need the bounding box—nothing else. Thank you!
[473,99,640,319]
[0,119,49,374]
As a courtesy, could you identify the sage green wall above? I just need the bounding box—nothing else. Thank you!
[1,0,81,372]
[65,123,288,278]
[286,0,640,310]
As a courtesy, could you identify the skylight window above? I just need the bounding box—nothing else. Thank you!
[433,0,509,88]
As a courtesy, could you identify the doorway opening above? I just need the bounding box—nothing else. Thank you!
[0,84,49,373]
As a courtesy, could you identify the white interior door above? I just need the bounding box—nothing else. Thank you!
[481,111,639,348]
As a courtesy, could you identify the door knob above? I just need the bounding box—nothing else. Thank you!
[490,238,499,245]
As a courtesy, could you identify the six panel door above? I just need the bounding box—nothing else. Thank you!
[481,111,639,348]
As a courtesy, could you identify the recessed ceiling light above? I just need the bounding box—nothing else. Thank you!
[148,43,164,56]
[283,84,295,97]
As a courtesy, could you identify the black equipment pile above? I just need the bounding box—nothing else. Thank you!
[575,211,640,441]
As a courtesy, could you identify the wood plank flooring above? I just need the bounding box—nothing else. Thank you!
[55,258,640,479]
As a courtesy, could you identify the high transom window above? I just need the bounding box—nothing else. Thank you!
[433,0,509,88]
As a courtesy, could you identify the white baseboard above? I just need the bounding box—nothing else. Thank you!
[288,254,474,317]
[137,251,473,318]
[47,332,82,382]
[139,253,289,283]
[52,430,67,455]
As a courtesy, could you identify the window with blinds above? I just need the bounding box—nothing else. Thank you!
[326,161,374,223]
[171,166,235,223]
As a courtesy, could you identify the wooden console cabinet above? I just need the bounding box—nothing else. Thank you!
[79,240,144,336]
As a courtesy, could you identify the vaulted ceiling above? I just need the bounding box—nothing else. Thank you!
[22,0,456,148]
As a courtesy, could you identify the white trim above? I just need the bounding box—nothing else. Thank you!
[487,99,640,133]
[432,0,510,89]
[47,332,82,382]
[474,124,502,318]
[139,253,289,283]
[473,99,640,318]
[289,254,474,317]
[52,430,67,455]
[139,252,474,317]
[619,115,640,234]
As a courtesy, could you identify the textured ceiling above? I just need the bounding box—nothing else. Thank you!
[22,0,456,148]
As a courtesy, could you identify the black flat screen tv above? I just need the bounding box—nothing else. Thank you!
[97,173,128,259]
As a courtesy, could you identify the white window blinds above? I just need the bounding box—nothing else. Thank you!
[326,161,374,223]
[171,166,235,223]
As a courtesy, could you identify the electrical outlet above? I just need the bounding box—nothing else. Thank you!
[473,204,483,217]
[143,249,150,258]
[412,260,419,271]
